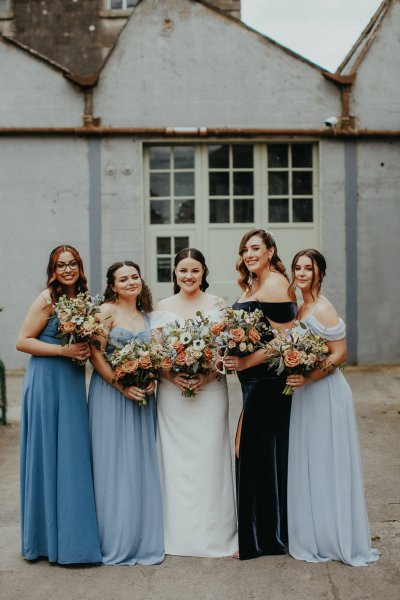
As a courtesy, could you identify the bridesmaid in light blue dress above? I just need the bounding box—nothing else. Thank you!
[287,249,379,567]
[17,245,101,564]
[88,261,164,565]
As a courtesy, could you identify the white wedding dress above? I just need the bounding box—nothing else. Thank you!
[151,309,238,557]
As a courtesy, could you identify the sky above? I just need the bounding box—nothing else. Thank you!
[241,0,383,72]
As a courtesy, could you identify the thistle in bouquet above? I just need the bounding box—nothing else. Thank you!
[156,311,216,397]
[266,321,329,395]
[53,292,107,365]
[107,338,160,406]
[213,307,268,374]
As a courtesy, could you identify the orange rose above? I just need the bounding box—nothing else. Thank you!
[122,359,139,373]
[283,349,303,368]
[138,355,152,369]
[161,357,173,371]
[60,322,76,333]
[230,328,245,343]
[175,352,186,366]
[211,323,224,335]
[114,366,123,380]
[203,346,213,362]
[248,327,260,344]
[173,342,185,353]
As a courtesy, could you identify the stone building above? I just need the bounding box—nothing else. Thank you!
[0,0,399,368]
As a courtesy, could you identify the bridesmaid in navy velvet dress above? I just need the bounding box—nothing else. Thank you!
[224,229,296,560]
[17,245,101,564]
[88,261,164,565]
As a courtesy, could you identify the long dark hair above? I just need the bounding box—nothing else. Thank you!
[172,248,210,295]
[46,245,88,303]
[290,249,327,299]
[103,261,153,312]
[237,229,288,292]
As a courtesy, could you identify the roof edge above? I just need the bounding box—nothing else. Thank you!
[337,0,392,74]
[1,34,71,76]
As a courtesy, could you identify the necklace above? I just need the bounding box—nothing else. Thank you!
[119,305,139,322]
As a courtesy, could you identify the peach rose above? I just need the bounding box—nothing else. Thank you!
[122,359,139,373]
[228,339,237,349]
[175,352,187,366]
[248,327,260,344]
[138,355,152,369]
[283,349,303,368]
[60,321,76,333]
[229,328,245,343]
[203,346,213,362]
[161,357,173,371]
[173,342,185,353]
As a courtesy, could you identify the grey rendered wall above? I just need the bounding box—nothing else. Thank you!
[357,140,400,363]
[350,1,400,130]
[95,0,339,128]
[0,139,91,369]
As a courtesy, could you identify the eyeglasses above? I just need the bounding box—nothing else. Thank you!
[56,260,79,272]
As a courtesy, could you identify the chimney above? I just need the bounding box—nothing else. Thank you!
[208,0,241,19]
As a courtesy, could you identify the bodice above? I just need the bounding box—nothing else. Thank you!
[150,307,223,329]
[231,300,297,381]
[105,315,151,357]
[302,314,346,342]
[37,314,60,345]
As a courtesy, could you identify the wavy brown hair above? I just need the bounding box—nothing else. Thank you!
[290,249,326,299]
[46,245,88,303]
[172,248,210,295]
[237,229,288,292]
[103,261,153,312]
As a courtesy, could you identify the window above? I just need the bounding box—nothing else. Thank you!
[267,143,314,223]
[0,0,11,13]
[149,146,195,225]
[156,236,190,283]
[106,0,136,9]
[208,144,254,223]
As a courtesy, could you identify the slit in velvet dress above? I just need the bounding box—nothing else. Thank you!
[20,315,101,564]
[232,300,297,560]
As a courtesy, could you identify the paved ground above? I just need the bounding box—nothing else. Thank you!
[1,367,399,600]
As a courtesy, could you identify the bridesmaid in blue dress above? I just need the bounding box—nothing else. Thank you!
[286,249,379,566]
[17,245,101,564]
[225,229,296,559]
[88,261,164,565]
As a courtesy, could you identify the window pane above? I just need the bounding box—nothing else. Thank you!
[208,145,229,168]
[234,199,254,223]
[174,200,195,224]
[209,172,229,196]
[157,257,172,283]
[174,146,194,169]
[268,145,288,168]
[111,0,123,8]
[156,237,171,255]
[268,172,288,195]
[174,237,190,253]
[292,144,313,168]
[234,172,253,196]
[150,200,170,224]
[293,198,313,222]
[269,198,289,222]
[209,199,230,223]
[293,172,313,195]
[174,172,195,196]
[150,173,170,197]
[233,145,253,168]
[149,146,170,170]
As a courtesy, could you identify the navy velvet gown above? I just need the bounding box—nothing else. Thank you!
[232,300,297,560]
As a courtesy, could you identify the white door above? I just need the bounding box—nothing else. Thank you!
[144,142,319,304]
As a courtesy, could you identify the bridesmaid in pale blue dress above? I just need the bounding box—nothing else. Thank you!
[286,249,379,566]
[88,261,164,565]
[17,245,101,564]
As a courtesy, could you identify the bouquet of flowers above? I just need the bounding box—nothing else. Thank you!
[266,321,329,395]
[155,311,216,397]
[107,338,160,406]
[212,307,268,374]
[53,292,106,365]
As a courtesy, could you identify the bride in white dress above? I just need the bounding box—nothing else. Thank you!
[152,248,238,557]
